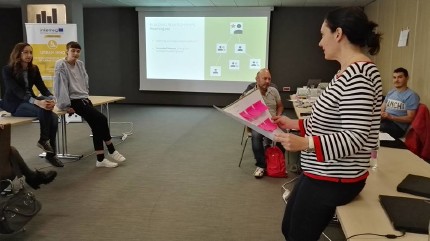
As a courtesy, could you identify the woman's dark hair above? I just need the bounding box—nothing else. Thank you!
[66,41,81,50]
[325,6,382,55]
[7,42,38,77]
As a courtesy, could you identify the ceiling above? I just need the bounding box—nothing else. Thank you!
[0,0,375,8]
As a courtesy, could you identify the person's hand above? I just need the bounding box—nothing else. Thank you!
[0,124,4,130]
[66,108,76,116]
[381,112,390,119]
[274,133,309,152]
[272,116,291,129]
[35,99,55,110]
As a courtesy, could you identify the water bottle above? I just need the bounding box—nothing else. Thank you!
[370,138,380,170]
[370,149,378,170]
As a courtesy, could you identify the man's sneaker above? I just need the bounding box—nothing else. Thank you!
[254,167,265,179]
[96,159,118,168]
[109,151,126,162]
[37,140,54,153]
[45,155,64,167]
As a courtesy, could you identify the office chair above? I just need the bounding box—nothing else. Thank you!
[306,79,321,88]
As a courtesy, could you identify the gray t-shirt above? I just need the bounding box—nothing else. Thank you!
[262,86,281,116]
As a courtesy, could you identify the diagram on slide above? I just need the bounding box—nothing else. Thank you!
[145,16,267,82]
[206,17,267,80]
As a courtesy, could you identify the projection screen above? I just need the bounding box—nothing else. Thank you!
[136,7,273,93]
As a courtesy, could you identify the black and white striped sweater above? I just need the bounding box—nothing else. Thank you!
[299,62,383,182]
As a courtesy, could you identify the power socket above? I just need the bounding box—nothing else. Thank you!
[283,86,291,92]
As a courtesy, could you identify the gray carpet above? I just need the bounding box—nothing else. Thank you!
[2,105,345,241]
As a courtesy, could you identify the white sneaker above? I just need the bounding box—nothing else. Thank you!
[109,151,126,162]
[254,167,265,179]
[96,159,118,168]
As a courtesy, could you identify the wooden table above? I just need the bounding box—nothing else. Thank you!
[0,116,35,126]
[336,147,429,241]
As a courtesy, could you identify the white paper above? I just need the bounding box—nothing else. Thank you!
[214,89,284,140]
[397,29,409,47]
[379,132,395,141]
[0,111,10,117]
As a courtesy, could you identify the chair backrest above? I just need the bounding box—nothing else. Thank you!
[243,82,279,94]
[307,79,321,88]
[317,82,329,89]
[404,103,430,161]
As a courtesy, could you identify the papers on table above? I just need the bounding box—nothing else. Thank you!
[0,111,10,117]
[214,89,284,140]
[379,132,395,141]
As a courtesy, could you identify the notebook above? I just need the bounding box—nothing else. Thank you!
[379,195,430,234]
[397,174,430,198]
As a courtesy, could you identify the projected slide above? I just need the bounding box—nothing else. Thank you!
[145,17,268,82]
[146,17,205,80]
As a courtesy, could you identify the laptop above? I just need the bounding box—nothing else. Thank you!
[397,174,430,198]
[379,195,430,234]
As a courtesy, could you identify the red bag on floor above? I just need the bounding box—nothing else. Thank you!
[265,146,287,178]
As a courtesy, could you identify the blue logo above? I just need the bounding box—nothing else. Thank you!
[40,27,64,34]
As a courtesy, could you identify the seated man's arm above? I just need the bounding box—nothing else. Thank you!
[276,99,284,116]
[386,110,417,124]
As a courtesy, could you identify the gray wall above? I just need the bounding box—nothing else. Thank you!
[269,7,339,104]
[0,8,23,97]
[1,7,339,107]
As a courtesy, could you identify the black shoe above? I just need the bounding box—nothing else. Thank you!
[45,155,64,167]
[37,140,54,153]
[26,170,57,190]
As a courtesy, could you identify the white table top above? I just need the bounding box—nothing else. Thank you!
[337,147,430,240]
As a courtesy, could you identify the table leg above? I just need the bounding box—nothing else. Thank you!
[40,115,83,160]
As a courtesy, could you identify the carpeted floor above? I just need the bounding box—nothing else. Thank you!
[2,105,345,241]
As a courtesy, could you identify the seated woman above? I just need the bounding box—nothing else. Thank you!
[54,41,126,168]
[0,124,57,191]
[1,42,63,167]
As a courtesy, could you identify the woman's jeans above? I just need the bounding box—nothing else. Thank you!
[12,102,58,153]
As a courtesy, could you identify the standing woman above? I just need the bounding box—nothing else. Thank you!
[2,43,63,167]
[273,7,383,241]
[54,41,126,168]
